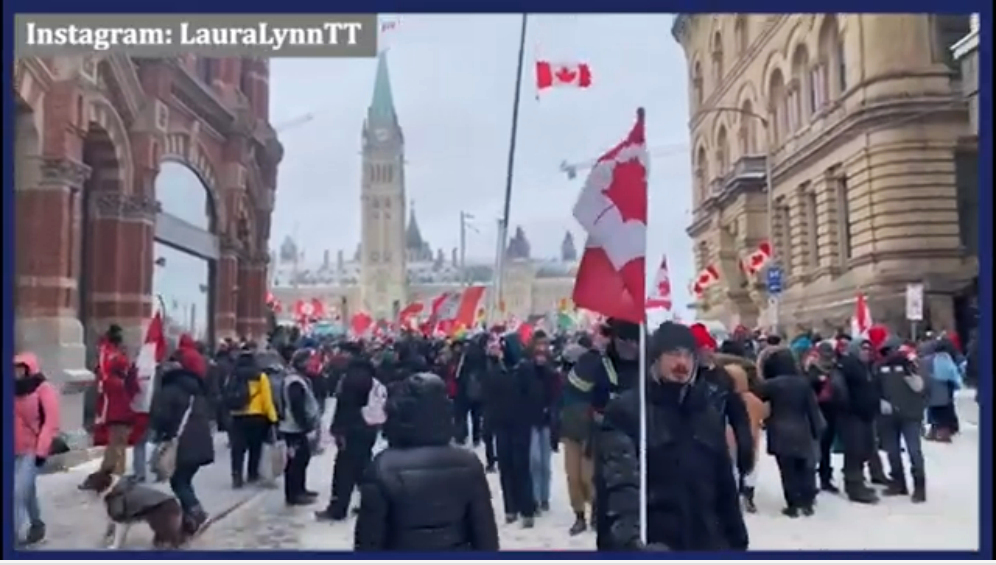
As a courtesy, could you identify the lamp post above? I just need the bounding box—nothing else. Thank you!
[695,106,777,327]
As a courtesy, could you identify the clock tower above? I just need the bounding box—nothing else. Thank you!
[360,51,407,319]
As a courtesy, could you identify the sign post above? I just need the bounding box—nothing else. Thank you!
[906,283,924,340]
[766,266,784,334]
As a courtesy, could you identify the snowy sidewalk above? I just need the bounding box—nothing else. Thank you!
[33,432,268,550]
[198,427,980,551]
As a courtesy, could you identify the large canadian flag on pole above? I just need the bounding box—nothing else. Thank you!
[571,108,648,324]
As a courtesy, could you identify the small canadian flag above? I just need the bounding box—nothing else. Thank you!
[691,265,721,297]
[741,241,773,276]
[536,60,593,91]
[646,255,673,311]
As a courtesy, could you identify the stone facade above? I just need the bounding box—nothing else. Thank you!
[14,55,281,428]
[672,14,978,335]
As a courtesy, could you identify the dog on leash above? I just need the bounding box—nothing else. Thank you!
[78,469,185,549]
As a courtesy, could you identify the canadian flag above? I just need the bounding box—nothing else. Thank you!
[398,301,424,325]
[310,298,327,320]
[132,309,166,415]
[571,109,648,324]
[741,241,773,276]
[451,286,486,331]
[350,311,374,337]
[691,265,721,297]
[536,61,593,91]
[645,255,673,311]
[295,299,316,320]
[850,293,873,337]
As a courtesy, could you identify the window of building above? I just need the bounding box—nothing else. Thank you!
[196,57,214,84]
[734,16,749,54]
[716,126,729,177]
[804,186,819,269]
[818,16,846,98]
[768,69,786,143]
[711,32,725,85]
[738,99,757,155]
[695,145,709,205]
[833,168,853,261]
[932,15,972,77]
[791,45,811,123]
[692,62,704,109]
[776,201,792,275]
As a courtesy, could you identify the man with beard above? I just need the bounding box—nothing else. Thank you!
[838,339,888,503]
[569,319,641,539]
[596,322,748,550]
[353,373,499,550]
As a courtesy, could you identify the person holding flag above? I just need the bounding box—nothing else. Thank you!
[595,321,749,550]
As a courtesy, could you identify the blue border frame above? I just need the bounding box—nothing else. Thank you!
[3,4,991,561]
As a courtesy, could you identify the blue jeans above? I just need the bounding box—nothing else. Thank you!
[529,426,552,506]
[13,455,42,540]
[879,417,926,478]
[169,464,202,514]
[132,427,151,481]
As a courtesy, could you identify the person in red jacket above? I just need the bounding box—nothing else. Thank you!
[94,324,139,476]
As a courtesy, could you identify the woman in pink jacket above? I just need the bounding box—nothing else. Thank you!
[13,352,60,547]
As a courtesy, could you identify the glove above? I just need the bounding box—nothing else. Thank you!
[35,456,47,468]
[879,399,893,416]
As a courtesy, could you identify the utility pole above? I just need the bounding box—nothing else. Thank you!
[459,211,472,287]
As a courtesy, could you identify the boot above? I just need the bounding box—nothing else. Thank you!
[569,512,587,535]
[521,515,535,529]
[504,513,518,524]
[911,475,926,503]
[742,487,757,514]
[819,476,840,493]
[781,506,800,518]
[883,475,908,496]
[845,481,879,504]
[935,428,953,443]
[800,504,815,517]
[539,501,551,513]
[24,522,46,545]
[232,474,244,489]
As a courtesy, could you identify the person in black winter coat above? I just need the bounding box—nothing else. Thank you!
[596,322,748,551]
[454,336,488,446]
[838,340,887,503]
[698,363,755,486]
[149,362,215,534]
[753,348,825,517]
[483,333,536,527]
[354,372,499,551]
[516,331,560,514]
[317,357,380,521]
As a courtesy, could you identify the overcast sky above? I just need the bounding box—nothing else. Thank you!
[269,14,693,318]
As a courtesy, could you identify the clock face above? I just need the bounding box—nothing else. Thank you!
[375,129,389,142]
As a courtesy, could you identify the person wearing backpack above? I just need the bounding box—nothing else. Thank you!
[225,352,279,488]
[281,349,323,506]
[13,352,60,547]
[316,356,381,521]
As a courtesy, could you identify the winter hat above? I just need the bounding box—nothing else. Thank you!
[649,321,697,361]
[606,318,641,341]
[689,323,717,351]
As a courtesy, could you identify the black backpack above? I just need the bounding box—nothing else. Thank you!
[222,373,253,411]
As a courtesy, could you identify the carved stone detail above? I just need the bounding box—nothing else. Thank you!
[39,157,92,190]
[89,191,160,221]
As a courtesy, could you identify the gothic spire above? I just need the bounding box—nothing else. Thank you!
[369,50,396,122]
[406,200,424,251]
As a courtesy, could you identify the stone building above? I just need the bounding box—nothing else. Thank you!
[269,52,576,321]
[14,55,281,428]
[952,14,979,136]
[672,14,978,335]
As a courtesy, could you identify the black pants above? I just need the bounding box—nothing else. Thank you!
[328,430,376,518]
[230,415,271,480]
[817,407,838,482]
[283,432,312,502]
[494,425,534,518]
[455,400,484,445]
[840,416,886,484]
[775,455,816,508]
[482,421,497,468]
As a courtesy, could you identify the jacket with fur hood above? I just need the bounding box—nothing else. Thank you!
[717,354,768,462]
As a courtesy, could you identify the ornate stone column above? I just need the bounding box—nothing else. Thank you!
[86,191,159,352]
[215,236,240,340]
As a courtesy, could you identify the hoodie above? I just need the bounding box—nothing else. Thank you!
[175,334,207,379]
[14,353,61,458]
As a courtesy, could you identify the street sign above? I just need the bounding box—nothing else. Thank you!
[906,283,924,321]
[766,266,784,295]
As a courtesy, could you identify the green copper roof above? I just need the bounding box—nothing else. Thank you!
[369,51,396,121]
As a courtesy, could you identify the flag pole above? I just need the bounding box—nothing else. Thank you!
[638,322,648,546]
[493,13,528,322]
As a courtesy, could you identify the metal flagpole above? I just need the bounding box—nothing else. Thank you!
[638,323,648,545]
[493,13,528,321]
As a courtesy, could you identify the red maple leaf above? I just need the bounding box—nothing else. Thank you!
[656,278,671,297]
[750,253,764,267]
[601,159,647,224]
[555,67,577,83]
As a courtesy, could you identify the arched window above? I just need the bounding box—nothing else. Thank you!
[716,126,729,177]
[768,69,787,143]
[818,16,846,99]
[790,45,811,128]
[692,61,704,109]
[711,32,725,85]
[695,145,709,205]
[156,161,215,232]
[734,16,749,54]
[739,99,757,155]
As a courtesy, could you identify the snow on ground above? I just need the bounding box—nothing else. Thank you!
[196,426,980,551]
